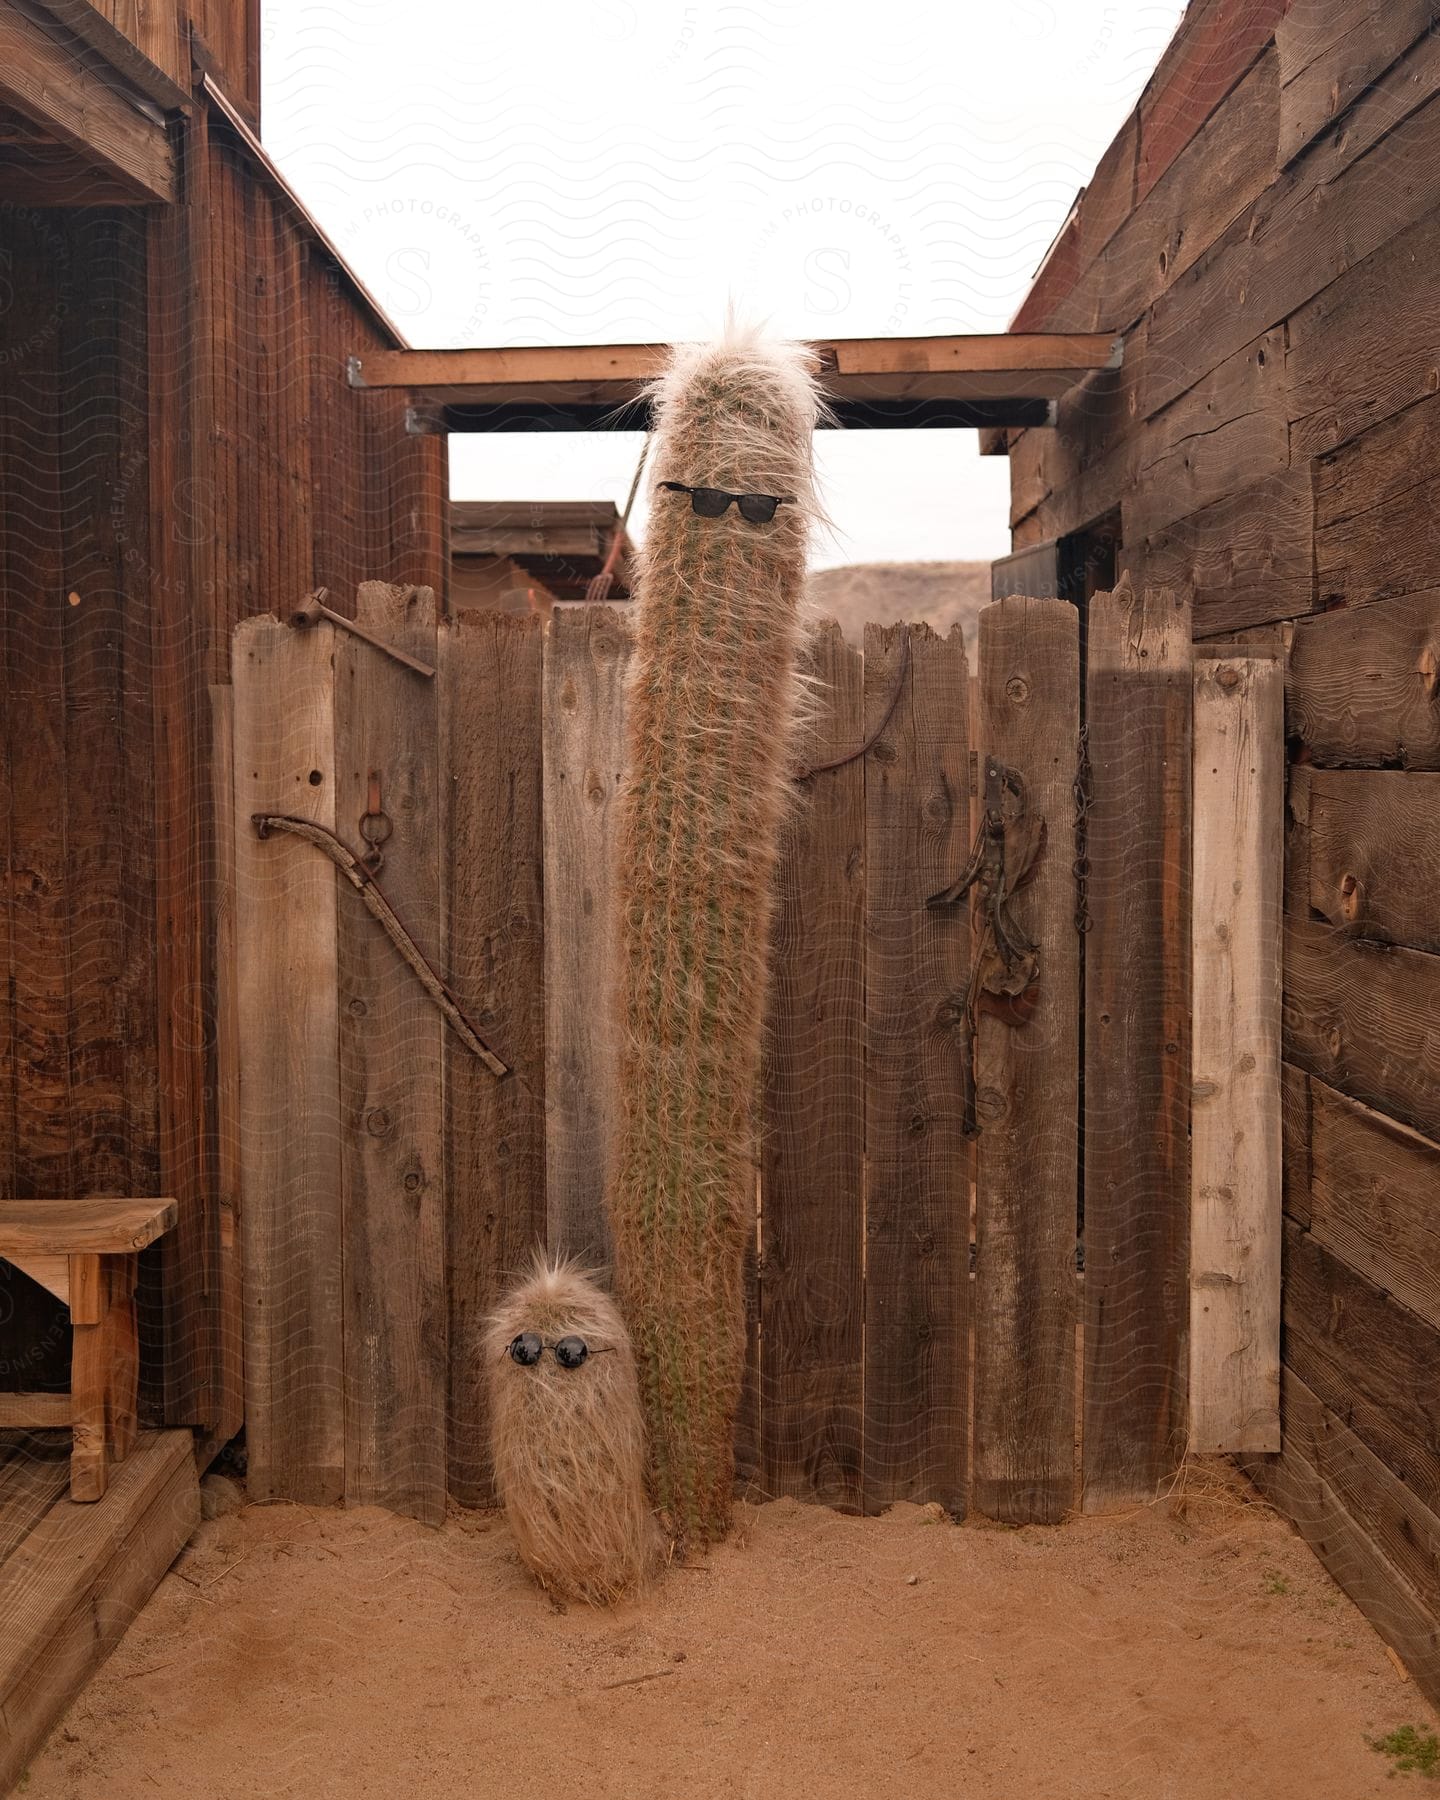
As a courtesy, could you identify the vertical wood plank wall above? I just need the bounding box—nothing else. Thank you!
[997,0,1440,1705]
[0,209,161,1402]
[231,612,992,1517]
[0,100,446,1428]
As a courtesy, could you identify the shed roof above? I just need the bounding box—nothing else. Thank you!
[451,500,635,600]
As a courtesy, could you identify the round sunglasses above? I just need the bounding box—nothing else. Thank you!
[506,1331,614,1370]
[658,481,795,524]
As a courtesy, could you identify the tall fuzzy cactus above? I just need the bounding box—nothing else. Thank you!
[607,326,820,1546]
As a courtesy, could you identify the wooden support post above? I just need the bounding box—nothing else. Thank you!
[862,623,971,1515]
[69,1254,106,1502]
[1190,655,1283,1452]
[972,597,1081,1524]
[542,605,633,1264]
[108,1253,140,1461]
[1084,578,1193,1510]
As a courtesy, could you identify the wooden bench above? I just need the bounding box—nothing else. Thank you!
[0,1199,178,1502]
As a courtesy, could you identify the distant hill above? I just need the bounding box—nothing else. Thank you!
[806,560,991,646]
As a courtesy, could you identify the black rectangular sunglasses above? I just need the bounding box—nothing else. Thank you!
[658,481,795,524]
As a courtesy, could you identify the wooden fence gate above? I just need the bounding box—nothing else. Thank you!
[229,579,1282,1527]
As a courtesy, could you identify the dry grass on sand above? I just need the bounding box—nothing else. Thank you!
[24,1460,1432,1800]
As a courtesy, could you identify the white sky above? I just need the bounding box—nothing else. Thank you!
[262,0,1184,568]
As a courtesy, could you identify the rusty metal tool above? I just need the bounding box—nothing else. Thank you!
[290,588,436,679]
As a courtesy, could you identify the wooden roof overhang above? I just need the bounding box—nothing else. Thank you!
[347,333,1122,432]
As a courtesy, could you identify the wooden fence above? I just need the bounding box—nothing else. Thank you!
[230,582,1282,1527]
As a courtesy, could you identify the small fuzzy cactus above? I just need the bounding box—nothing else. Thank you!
[486,1255,657,1604]
[607,325,820,1546]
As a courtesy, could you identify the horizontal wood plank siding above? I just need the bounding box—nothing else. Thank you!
[1303,770,1440,950]
[1282,1220,1440,1514]
[1283,920,1440,1141]
[1007,13,1440,1679]
[1286,593,1440,770]
[1305,1076,1440,1334]
[1315,394,1440,608]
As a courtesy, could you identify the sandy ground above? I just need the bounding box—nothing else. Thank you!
[24,1464,1433,1800]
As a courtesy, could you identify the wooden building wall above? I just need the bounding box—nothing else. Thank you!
[0,95,447,1443]
[996,0,1440,1705]
[0,207,159,1403]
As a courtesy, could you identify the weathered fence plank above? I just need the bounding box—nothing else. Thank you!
[972,597,1080,1523]
[862,623,971,1515]
[1190,655,1283,1454]
[542,605,633,1265]
[233,613,344,1505]
[334,582,446,1525]
[1084,578,1192,1509]
[759,621,865,1511]
[442,610,547,1507]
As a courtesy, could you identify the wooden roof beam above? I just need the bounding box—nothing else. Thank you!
[0,0,177,203]
[348,334,1121,432]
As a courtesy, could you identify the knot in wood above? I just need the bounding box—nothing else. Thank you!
[365,1108,391,1138]
[1004,675,1029,705]
[975,1085,1007,1125]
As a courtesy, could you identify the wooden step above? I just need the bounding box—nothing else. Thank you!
[0,1430,198,1793]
